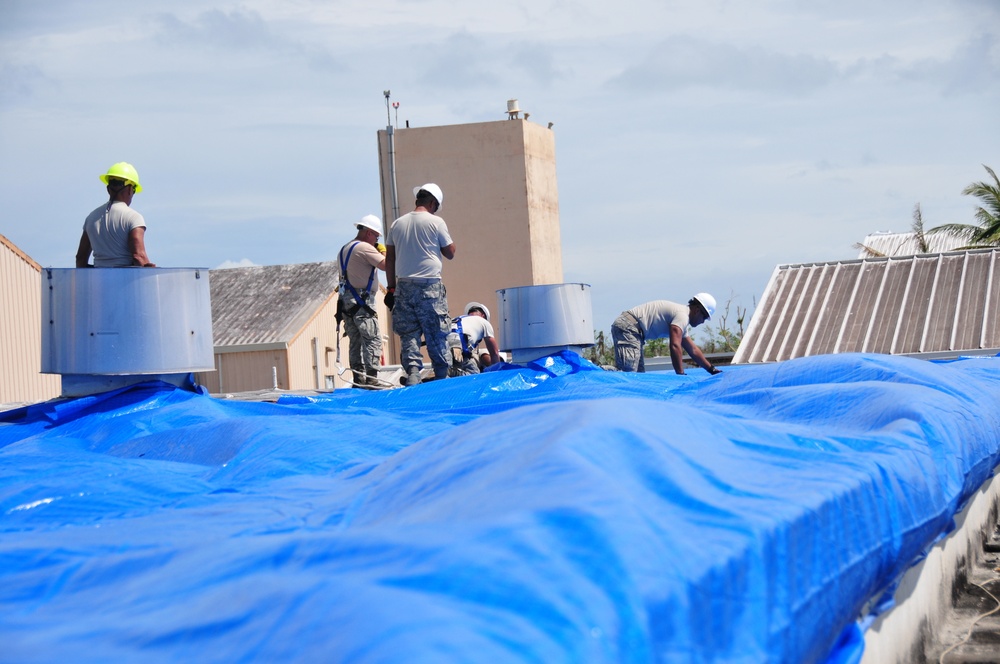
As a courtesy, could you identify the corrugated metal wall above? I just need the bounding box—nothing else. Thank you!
[1,235,61,405]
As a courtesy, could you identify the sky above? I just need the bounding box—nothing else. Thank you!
[1,0,998,339]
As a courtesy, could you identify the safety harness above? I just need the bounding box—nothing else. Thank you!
[452,316,471,356]
[338,241,376,317]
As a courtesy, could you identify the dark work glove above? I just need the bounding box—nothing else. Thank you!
[709,366,722,375]
[384,289,395,311]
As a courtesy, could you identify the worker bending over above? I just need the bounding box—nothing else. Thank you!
[447,302,501,376]
[611,294,722,375]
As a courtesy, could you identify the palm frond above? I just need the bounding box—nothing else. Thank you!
[960,165,1000,246]
[852,242,886,258]
[911,203,930,253]
[926,223,980,241]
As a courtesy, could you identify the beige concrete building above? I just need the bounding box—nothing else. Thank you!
[0,234,61,406]
[377,118,563,360]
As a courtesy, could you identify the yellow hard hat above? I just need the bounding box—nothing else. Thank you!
[100,162,142,193]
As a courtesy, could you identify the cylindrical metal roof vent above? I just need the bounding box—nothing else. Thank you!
[42,268,214,394]
[496,283,593,363]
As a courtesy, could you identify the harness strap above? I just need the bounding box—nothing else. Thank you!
[339,241,377,314]
[453,317,472,354]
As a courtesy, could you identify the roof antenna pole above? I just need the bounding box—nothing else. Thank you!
[384,90,400,223]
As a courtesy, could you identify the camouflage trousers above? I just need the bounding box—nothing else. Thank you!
[611,311,646,372]
[341,294,382,376]
[392,280,451,378]
[446,331,481,376]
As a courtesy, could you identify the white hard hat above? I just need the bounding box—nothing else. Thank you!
[356,214,382,235]
[413,183,444,208]
[693,292,716,319]
[465,301,490,321]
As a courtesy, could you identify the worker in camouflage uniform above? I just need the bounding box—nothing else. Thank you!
[384,183,456,386]
[337,215,386,386]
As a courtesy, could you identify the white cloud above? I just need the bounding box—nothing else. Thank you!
[608,36,839,95]
[901,32,1000,94]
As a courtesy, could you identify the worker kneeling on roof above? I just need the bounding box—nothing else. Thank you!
[447,302,502,376]
[611,293,722,375]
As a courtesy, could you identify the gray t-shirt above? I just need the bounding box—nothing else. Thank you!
[452,315,494,347]
[628,300,689,340]
[385,210,452,279]
[83,201,146,267]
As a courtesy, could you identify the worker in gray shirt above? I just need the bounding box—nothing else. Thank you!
[611,293,722,375]
[384,183,456,386]
[76,162,155,268]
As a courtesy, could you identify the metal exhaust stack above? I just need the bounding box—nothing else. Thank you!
[496,283,594,363]
[42,268,214,396]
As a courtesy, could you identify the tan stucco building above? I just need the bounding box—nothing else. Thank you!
[377,118,564,359]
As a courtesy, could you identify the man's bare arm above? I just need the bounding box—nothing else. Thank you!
[128,227,155,267]
[682,335,718,374]
[669,325,686,374]
[385,245,397,288]
[485,336,501,365]
[75,231,93,267]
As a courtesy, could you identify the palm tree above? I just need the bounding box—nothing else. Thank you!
[928,164,1000,248]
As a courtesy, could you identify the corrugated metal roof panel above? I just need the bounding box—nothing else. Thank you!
[734,249,1000,363]
[208,262,339,347]
[856,231,967,258]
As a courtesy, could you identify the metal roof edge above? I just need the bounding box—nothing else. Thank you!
[732,349,1000,366]
[899,348,1000,361]
[732,264,782,364]
[1,233,42,271]
[213,342,289,354]
[778,247,999,270]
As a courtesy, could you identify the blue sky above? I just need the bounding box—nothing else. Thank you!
[1,0,997,336]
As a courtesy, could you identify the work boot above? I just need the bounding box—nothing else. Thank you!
[365,369,380,386]
[404,370,422,387]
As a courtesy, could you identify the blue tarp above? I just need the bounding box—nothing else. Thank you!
[2,352,999,663]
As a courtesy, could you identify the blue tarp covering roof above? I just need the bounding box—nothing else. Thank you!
[2,352,999,663]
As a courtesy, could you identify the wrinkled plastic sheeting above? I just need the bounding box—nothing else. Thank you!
[2,352,1000,663]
